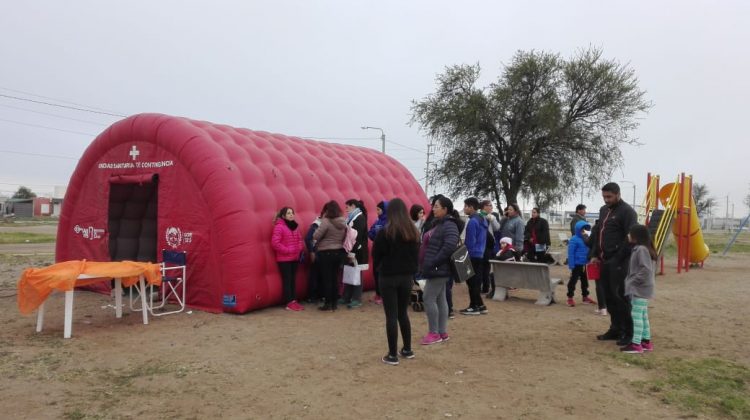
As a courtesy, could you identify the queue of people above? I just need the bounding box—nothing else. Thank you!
[268,182,657,364]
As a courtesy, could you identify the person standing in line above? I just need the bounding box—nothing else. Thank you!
[620,224,657,354]
[304,213,322,303]
[372,198,419,365]
[368,201,389,305]
[566,220,596,307]
[524,208,551,263]
[570,204,587,235]
[499,203,525,253]
[479,199,500,294]
[460,197,488,316]
[410,204,425,233]
[589,183,638,345]
[341,199,369,308]
[312,200,348,311]
[271,207,305,311]
[419,196,460,345]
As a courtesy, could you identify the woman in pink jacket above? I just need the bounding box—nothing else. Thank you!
[271,207,305,311]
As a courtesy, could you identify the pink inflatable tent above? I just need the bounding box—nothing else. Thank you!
[56,113,428,313]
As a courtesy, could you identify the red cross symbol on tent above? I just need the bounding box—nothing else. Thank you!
[129,145,140,161]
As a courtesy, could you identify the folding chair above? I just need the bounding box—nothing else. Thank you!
[149,249,187,316]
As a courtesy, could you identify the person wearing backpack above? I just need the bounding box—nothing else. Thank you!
[313,200,347,311]
[368,200,389,305]
[340,199,369,308]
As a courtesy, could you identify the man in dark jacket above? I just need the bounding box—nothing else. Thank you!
[589,183,638,345]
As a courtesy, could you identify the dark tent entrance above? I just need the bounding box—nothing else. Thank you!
[108,174,159,263]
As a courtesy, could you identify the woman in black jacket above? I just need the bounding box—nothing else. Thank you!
[372,198,419,365]
[524,207,551,262]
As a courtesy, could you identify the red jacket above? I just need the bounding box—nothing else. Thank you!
[271,219,304,262]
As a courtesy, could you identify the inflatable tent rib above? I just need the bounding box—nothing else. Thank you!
[57,113,428,313]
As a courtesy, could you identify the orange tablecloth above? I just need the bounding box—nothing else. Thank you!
[17,260,162,315]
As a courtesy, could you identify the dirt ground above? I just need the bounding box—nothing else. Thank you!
[1,247,749,419]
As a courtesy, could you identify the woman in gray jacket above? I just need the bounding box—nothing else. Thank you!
[621,224,657,354]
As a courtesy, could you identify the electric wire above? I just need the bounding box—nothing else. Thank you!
[0,93,126,117]
[0,118,97,136]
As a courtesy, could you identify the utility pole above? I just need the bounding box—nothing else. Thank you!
[361,126,385,154]
[424,142,434,195]
[726,195,730,230]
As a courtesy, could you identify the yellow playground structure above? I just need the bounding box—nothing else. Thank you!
[642,173,709,274]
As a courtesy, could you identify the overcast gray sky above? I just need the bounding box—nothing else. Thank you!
[1,1,748,215]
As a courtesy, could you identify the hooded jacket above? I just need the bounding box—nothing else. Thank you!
[568,220,591,269]
[420,216,460,278]
[368,200,389,241]
[313,216,347,251]
[625,245,655,299]
[271,218,304,262]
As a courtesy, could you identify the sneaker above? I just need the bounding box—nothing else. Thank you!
[582,296,596,305]
[620,343,643,354]
[616,335,632,346]
[286,301,302,311]
[399,348,415,359]
[478,305,488,315]
[640,339,654,352]
[347,300,362,308]
[381,354,399,365]
[459,307,481,316]
[421,332,443,345]
[371,295,383,305]
[598,308,608,316]
[596,330,620,341]
[440,333,450,342]
[318,304,333,312]
[337,298,347,305]
[566,298,575,307]
[448,310,455,319]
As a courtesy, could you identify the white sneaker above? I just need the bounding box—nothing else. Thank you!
[596,308,608,316]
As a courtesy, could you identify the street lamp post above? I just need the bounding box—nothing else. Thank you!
[620,180,637,208]
[361,126,385,154]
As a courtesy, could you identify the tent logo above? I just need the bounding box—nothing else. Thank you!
[129,145,140,160]
[73,224,104,240]
[165,226,182,248]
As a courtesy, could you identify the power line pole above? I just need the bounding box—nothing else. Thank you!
[424,142,434,196]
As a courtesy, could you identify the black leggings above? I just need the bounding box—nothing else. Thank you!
[277,261,298,304]
[566,265,589,298]
[380,274,413,356]
[317,249,345,307]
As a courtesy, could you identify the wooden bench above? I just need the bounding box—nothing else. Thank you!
[489,260,561,305]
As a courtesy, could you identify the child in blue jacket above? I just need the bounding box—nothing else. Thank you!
[566,220,596,307]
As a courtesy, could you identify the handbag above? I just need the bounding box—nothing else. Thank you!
[342,264,362,286]
[450,244,474,283]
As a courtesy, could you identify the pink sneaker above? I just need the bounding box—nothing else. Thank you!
[286,300,304,311]
[373,295,383,305]
[582,296,596,305]
[440,333,450,342]
[566,298,575,307]
[620,343,643,354]
[641,339,654,352]
[421,332,443,345]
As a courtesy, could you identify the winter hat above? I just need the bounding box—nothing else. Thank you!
[500,237,513,246]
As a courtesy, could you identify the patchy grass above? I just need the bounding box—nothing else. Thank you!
[611,354,750,419]
[0,232,56,244]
